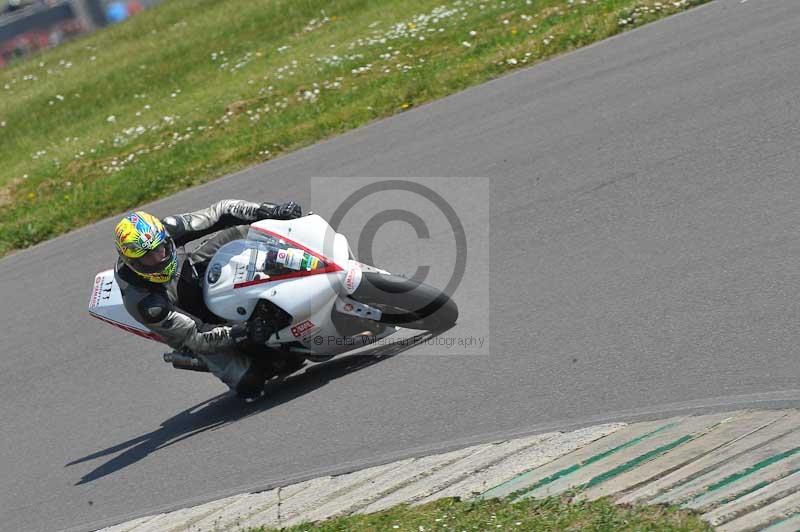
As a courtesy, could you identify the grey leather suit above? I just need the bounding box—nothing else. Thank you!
[114,199,278,393]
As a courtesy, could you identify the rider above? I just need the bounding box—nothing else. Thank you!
[113,199,302,400]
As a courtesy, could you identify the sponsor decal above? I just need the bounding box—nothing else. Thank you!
[101,280,113,301]
[89,275,103,308]
[140,231,161,250]
[291,319,316,338]
[289,250,302,270]
[275,248,320,271]
[344,266,362,294]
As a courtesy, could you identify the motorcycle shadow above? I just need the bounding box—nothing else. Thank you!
[67,328,450,486]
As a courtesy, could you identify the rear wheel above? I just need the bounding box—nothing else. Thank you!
[350,273,458,330]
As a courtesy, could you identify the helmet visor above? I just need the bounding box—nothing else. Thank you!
[127,239,176,275]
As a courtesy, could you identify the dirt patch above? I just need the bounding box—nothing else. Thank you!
[0,177,23,208]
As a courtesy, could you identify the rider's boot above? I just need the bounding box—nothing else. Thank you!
[235,362,268,403]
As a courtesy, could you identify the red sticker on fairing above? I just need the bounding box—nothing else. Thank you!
[89,275,103,308]
[291,320,316,338]
[344,266,362,294]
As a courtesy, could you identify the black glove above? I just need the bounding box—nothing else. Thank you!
[256,201,302,220]
[231,318,271,346]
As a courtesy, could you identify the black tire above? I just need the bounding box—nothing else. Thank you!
[350,272,458,330]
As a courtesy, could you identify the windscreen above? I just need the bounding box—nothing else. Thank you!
[255,235,327,277]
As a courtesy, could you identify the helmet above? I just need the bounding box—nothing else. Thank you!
[114,211,177,283]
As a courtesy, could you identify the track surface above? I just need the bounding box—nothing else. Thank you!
[3,1,800,530]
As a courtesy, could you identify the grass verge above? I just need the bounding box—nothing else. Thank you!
[249,495,713,531]
[0,0,710,256]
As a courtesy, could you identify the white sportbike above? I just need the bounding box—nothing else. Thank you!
[88,214,458,376]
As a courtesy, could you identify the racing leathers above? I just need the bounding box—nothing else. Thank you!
[114,199,301,397]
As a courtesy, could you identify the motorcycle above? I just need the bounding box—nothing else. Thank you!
[88,214,458,378]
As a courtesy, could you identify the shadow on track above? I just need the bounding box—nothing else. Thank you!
[66,329,446,485]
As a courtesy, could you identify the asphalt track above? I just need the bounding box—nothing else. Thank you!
[2,1,800,530]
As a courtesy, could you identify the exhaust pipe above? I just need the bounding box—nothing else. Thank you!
[163,351,210,372]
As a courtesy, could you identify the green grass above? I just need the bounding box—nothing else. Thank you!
[249,496,713,531]
[0,0,709,255]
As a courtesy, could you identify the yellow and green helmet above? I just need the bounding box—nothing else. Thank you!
[114,211,178,283]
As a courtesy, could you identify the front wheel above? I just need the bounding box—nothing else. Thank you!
[350,273,458,330]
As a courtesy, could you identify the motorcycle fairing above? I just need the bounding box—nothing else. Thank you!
[88,270,162,342]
